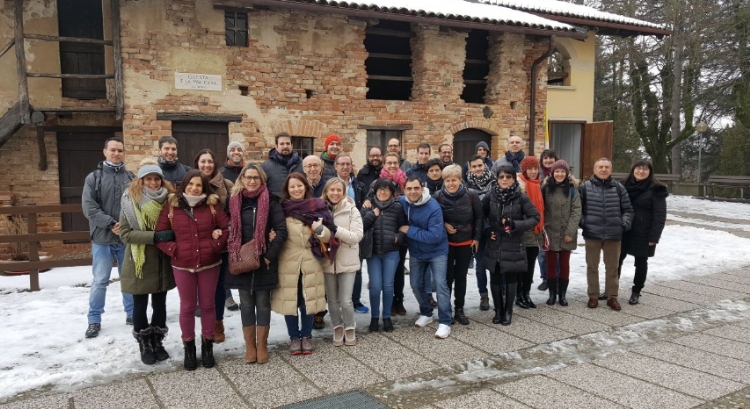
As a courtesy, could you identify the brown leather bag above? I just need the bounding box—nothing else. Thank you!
[228,239,260,275]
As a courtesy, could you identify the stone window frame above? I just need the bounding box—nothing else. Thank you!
[292,136,315,159]
[225,10,248,47]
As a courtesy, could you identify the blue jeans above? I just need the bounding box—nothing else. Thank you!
[88,243,133,324]
[284,273,314,339]
[538,251,560,280]
[410,254,451,325]
[475,240,488,296]
[368,251,399,319]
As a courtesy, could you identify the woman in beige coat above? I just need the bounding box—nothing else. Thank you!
[321,178,363,346]
[273,173,335,355]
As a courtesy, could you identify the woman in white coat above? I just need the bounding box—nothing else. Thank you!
[321,178,364,346]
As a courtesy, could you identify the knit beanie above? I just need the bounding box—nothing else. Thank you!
[520,156,540,175]
[138,164,163,179]
[226,141,244,156]
[325,134,342,149]
[550,159,570,174]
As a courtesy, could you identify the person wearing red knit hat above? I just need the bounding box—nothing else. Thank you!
[321,134,342,178]
[516,156,545,310]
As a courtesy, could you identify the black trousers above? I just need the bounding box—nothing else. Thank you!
[521,247,540,294]
[618,252,649,293]
[447,245,472,309]
[132,291,168,332]
[490,263,520,286]
[394,246,408,302]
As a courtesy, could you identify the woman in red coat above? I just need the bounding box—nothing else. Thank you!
[156,170,229,370]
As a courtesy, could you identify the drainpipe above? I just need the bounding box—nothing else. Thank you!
[528,36,556,157]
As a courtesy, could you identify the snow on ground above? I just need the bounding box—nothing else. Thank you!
[1,196,750,401]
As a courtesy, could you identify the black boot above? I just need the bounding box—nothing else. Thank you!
[183,339,197,371]
[629,290,641,305]
[558,279,569,306]
[151,326,170,361]
[515,283,529,309]
[490,284,504,324]
[369,317,379,332]
[524,293,536,309]
[201,336,215,368]
[502,282,517,326]
[454,308,470,325]
[134,328,156,365]
[382,318,394,332]
[546,278,557,305]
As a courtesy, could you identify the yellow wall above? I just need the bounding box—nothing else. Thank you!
[546,32,596,123]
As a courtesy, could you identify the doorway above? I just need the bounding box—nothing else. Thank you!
[453,128,492,168]
[550,122,583,179]
[171,122,230,168]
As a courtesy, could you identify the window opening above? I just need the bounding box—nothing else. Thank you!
[364,20,413,101]
[225,11,248,47]
[366,130,402,155]
[461,30,490,104]
[547,49,569,86]
[292,136,315,159]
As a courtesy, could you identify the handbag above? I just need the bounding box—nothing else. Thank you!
[359,228,374,259]
[228,239,261,275]
[538,229,550,252]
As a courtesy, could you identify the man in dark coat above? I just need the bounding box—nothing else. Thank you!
[220,141,246,183]
[357,146,382,191]
[387,137,411,172]
[303,155,329,198]
[261,132,304,195]
[321,134,342,178]
[157,136,191,187]
[438,144,455,167]
[462,141,494,181]
[406,143,432,183]
[579,158,634,311]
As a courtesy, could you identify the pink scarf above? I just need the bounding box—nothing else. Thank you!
[380,168,407,190]
[228,184,269,262]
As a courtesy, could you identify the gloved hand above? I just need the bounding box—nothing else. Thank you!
[154,230,175,242]
[502,218,515,233]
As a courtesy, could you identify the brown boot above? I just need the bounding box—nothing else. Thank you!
[214,320,225,344]
[242,326,257,363]
[256,326,270,364]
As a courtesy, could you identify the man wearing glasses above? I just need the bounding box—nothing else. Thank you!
[357,147,383,191]
[302,155,329,198]
[387,138,411,172]
[438,144,455,167]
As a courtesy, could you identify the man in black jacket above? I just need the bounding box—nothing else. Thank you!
[357,147,382,191]
[220,141,245,183]
[438,144,455,167]
[579,158,634,311]
[157,136,191,187]
[262,132,304,195]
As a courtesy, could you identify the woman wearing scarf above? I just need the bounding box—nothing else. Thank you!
[536,149,560,292]
[119,159,175,365]
[482,166,539,326]
[225,164,287,364]
[516,157,545,309]
[194,149,236,344]
[155,170,230,370]
[433,164,482,326]
[618,160,668,305]
[272,172,337,355]
[321,178,363,346]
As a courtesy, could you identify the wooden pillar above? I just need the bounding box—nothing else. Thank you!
[14,0,30,124]
[27,212,39,291]
[110,0,124,121]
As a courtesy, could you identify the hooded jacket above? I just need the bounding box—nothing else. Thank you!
[158,159,191,187]
[462,141,494,181]
[82,162,134,245]
[261,148,304,195]
[579,176,634,241]
[399,188,448,259]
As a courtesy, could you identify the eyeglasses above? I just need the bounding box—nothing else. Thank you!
[303,164,321,169]
[243,176,261,182]
[336,162,352,167]
[497,175,514,180]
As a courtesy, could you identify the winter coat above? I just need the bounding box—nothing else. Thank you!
[361,198,407,256]
[220,163,243,183]
[119,198,175,295]
[155,194,230,271]
[310,176,330,198]
[621,183,668,258]
[399,189,448,259]
[356,163,382,193]
[425,178,444,195]
[261,148,304,195]
[82,162,134,245]
[321,154,337,178]
[433,188,483,244]
[399,156,412,172]
[542,179,582,252]
[406,163,428,183]
[579,176,634,241]
[322,197,363,274]
[224,194,288,292]
[518,176,545,248]
[159,161,191,187]
[209,173,234,207]
[271,214,330,316]
[482,183,540,274]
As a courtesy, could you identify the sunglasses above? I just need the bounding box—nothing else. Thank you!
[497,174,514,180]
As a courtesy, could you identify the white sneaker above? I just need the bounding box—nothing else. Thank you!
[435,324,451,339]
[414,315,433,328]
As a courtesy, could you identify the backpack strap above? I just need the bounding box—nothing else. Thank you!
[168,206,174,230]
[209,204,216,226]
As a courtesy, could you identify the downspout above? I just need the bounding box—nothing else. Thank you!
[528,36,556,157]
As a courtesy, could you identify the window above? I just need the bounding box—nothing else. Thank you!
[461,30,490,104]
[547,49,569,86]
[225,11,248,47]
[364,20,413,101]
[292,136,315,159]
[366,130,402,155]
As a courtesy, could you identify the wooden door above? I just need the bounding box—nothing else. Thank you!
[57,0,106,99]
[580,121,614,180]
[171,122,229,169]
[57,130,114,237]
[453,128,492,168]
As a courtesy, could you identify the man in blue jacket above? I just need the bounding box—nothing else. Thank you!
[399,177,451,339]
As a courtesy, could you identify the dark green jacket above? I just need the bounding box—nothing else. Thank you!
[119,208,175,295]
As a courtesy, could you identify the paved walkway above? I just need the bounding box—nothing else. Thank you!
[3,264,750,409]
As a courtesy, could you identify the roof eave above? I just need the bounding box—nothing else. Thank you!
[234,0,588,40]
[532,13,672,37]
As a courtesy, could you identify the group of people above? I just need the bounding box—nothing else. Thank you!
[80,131,668,371]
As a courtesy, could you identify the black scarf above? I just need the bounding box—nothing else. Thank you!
[157,156,181,169]
[467,167,493,192]
[625,178,651,202]
[426,178,444,195]
[441,184,467,200]
[492,181,518,205]
[505,151,526,173]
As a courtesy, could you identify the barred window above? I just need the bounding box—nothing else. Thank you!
[225,11,248,47]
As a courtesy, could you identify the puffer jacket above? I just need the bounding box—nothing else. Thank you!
[208,173,233,207]
[399,188,448,259]
[361,198,407,256]
[155,194,230,270]
[224,194,288,292]
[542,179,582,252]
[621,183,668,258]
[579,176,634,241]
[518,176,545,248]
[433,187,483,244]
[322,197,363,274]
[81,162,134,245]
[261,148,304,195]
[482,183,540,273]
[271,214,330,316]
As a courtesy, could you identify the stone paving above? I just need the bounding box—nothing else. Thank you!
[3,265,750,409]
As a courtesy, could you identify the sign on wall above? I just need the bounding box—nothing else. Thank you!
[174,73,223,91]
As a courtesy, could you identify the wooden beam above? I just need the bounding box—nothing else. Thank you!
[34,107,116,113]
[35,124,47,171]
[0,257,93,275]
[0,231,90,243]
[156,113,244,122]
[0,204,84,215]
[0,38,14,60]
[0,101,24,150]
[368,75,413,82]
[24,34,113,45]
[365,27,415,38]
[367,52,411,60]
[27,213,39,291]
[26,73,115,79]
[14,0,30,124]
[110,0,124,121]
[357,124,414,130]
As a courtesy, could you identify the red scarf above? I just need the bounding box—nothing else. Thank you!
[380,168,407,190]
[228,184,269,262]
[520,174,545,234]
